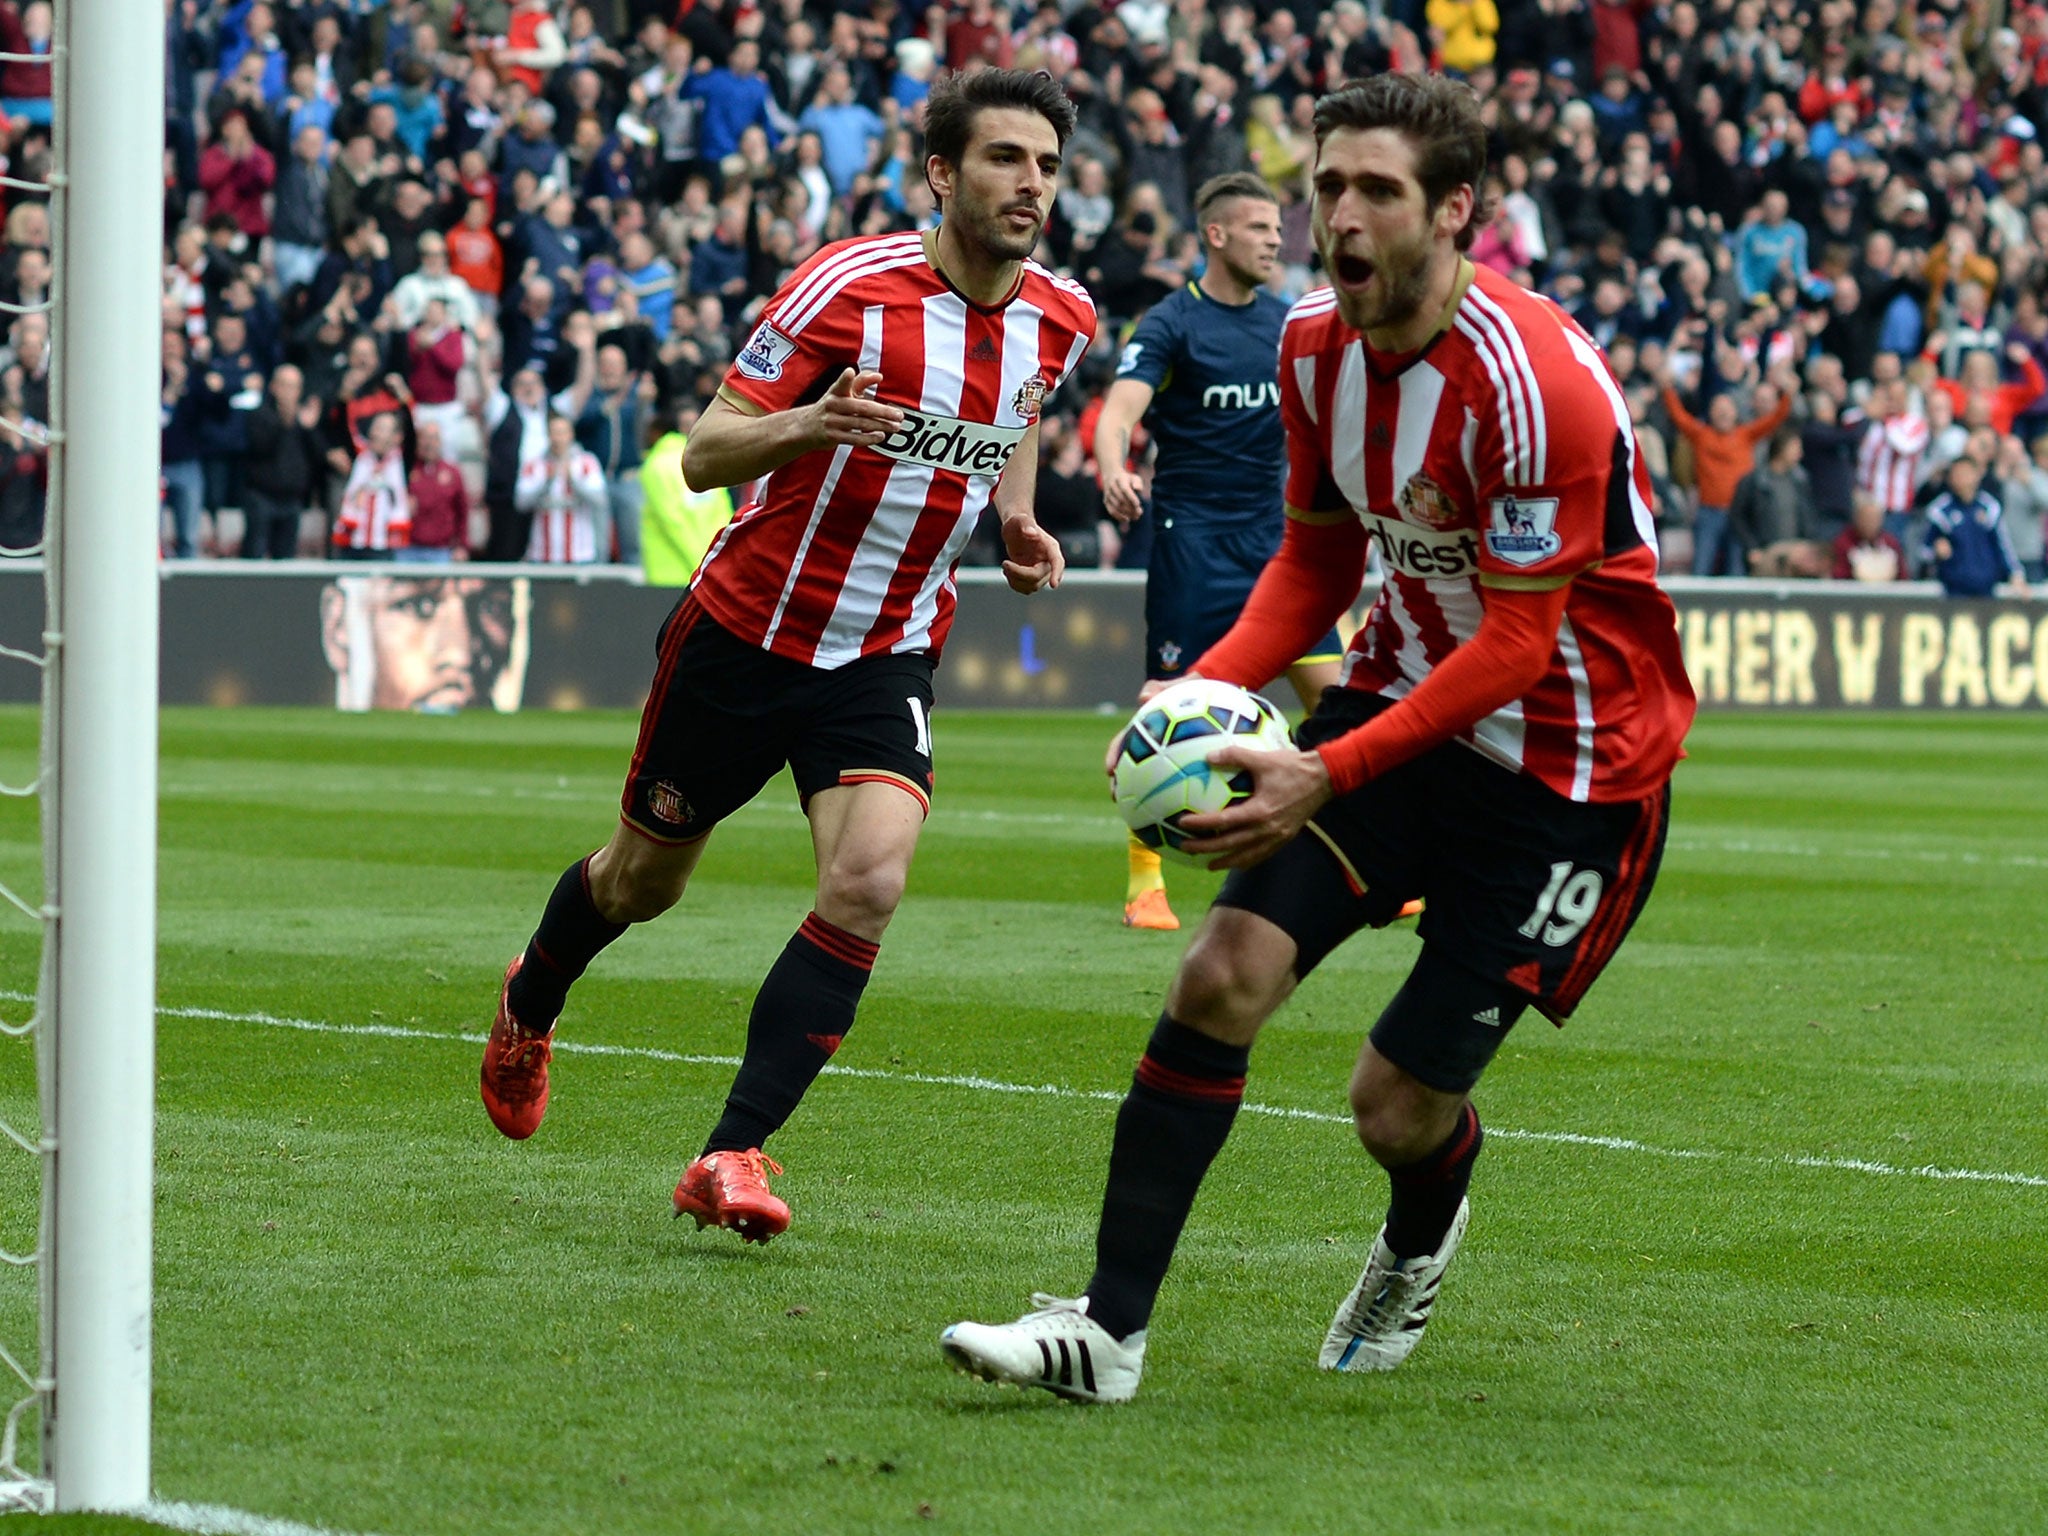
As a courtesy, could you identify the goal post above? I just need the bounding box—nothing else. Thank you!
[43,0,163,1510]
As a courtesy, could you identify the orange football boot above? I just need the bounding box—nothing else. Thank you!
[1122,888,1181,931]
[673,1149,791,1243]
[479,955,554,1140]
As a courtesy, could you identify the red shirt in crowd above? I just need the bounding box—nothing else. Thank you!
[448,223,503,298]
[198,142,276,238]
[1830,527,1907,581]
[407,326,466,407]
[1925,354,2047,437]
[408,458,471,551]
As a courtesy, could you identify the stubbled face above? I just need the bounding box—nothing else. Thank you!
[1206,194,1282,288]
[1312,127,1463,337]
[931,106,1062,264]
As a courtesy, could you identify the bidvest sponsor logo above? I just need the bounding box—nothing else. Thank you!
[873,408,1028,480]
[1360,510,1484,579]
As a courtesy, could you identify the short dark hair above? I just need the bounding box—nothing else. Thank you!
[1312,73,1491,251]
[923,68,1078,175]
[1194,172,1278,227]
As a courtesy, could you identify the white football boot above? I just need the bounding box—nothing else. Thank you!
[1319,1198,1470,1373]
[941,1293,1146,1404]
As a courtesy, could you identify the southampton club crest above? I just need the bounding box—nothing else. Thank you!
[1012,373,1050,424]
[1399,472,1462,530]
[648,780,693,826]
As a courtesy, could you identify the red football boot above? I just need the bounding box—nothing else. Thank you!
[672,1149,791,1243]
[479,955,554,1140]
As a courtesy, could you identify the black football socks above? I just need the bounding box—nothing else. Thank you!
[1082,1015,1250,1341]
[702,912,878,1156]
[505,854,629,1031]
[1382,1102,1484,1259]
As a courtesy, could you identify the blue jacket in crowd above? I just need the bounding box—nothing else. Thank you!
[1923,490,2022,597]
[686,68,781,164]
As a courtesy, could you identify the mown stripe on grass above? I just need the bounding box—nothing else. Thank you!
[141,1499,379,1536]
[17,992,2038,1193]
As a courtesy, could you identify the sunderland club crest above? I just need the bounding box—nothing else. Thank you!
[1400,472,1461,530]
[1012,373,1050,423]
[648,780,693,826]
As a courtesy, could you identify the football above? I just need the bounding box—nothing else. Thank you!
[1111,679,1294,865]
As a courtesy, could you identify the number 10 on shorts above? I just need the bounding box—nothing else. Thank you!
[1519,861,1604,947]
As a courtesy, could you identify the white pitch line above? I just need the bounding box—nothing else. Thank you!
[5,989,2044,1189]
[140,1499,384,1536]
[121,996,2048,1192]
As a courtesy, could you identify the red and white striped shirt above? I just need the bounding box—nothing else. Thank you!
[516,448,608,564]
[693,231,1097,668]
[1855,410,1929,514]
[1281,263,1692,803]
[334,448,411,551]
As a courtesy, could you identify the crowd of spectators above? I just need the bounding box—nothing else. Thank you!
[0,0,2043,593]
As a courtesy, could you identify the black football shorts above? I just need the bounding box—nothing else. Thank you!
[1145,518,1344,682]
[619,593,936,845]
[1214,689,1670,1093]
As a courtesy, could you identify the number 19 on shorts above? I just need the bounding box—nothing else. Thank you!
[1518,861,1604,947]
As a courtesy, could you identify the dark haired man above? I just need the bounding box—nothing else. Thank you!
[479,70,1098,1242]
[1092,171,1346,932]
[944,72,1695,1402]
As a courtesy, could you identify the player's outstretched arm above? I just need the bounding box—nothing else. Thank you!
[681,367,902,492]
[1092,378,1155,529]
[1314,583,1571,795]
[993,419,1063,594]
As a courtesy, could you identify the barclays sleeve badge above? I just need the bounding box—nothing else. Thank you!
[1483,494,1562,567]
[735,322,797,382]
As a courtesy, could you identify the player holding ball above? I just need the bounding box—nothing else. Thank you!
[944,72,1696,1402]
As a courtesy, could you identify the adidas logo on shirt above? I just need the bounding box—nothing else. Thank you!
[969,336,999,362]
[1473,1006,1503,1027]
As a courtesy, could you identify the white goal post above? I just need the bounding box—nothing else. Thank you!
[40,0,163,1511]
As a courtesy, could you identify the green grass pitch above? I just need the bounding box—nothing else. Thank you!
[0,706,2044,1536]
